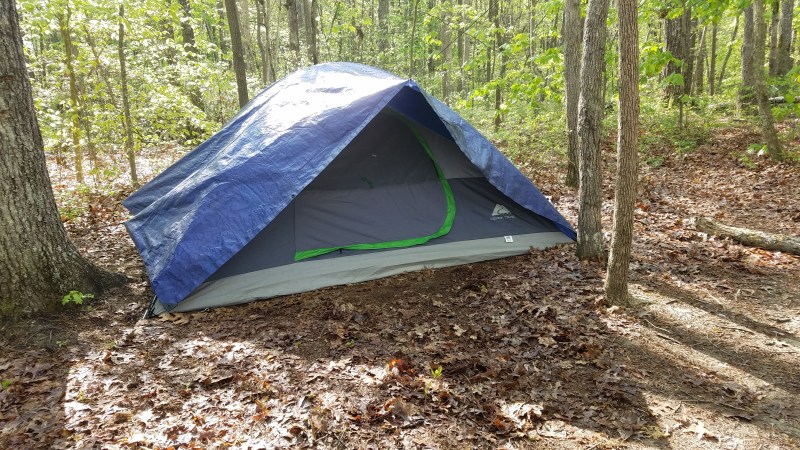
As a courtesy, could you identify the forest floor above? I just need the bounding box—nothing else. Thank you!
[1,123,799,449]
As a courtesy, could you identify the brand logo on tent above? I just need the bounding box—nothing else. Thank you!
[491,204,515,220]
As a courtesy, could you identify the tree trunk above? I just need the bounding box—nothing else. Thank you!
[576,0,611,261]
[0,0,118,318]
[240,0,253,66]
[692,26,706,95]
[119,5,139,187]
[409,0,419,75]
[377,0,389,52]
[740,6,755,106]
[456,0,464,93]
[225,0,250,108]
[752,0,784,160]
[694,217,800,255]
[177,0,197,55]
[775,0,795,75]
[683,15,696,96]
[563,0,581,189]
[56,8,84,184]
[256,0,271,83]
[217,0,229,54]
[305,0,319,64]
[662,6,691,103]
[605,0,639,306]
[493,4,504,131]
[709,22,717,96]
[717,13,739,90]
[768,0,780,76]
[286,0,301,65]
[486,0,498,83]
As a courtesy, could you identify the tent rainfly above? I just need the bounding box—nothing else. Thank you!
[124,62,576,315]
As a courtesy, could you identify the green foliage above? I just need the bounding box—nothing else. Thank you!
[61,290,93,306]
[1,380,12,390]
[430,365,444,379]
[14,0,797,191]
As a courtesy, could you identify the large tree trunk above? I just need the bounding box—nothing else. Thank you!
[740,6,755,106]
[694,217,800,255]
[0,0,117,318]
[605,0,639,306]
[119,5,139,187]
[225,0,250,108]
[563,0,581,189]
[56,8,84,184]
[576,0,611,261]
[768,0,780,76]
[752,0,784,160]
[775,0,795,75]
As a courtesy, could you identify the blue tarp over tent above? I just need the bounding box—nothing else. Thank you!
[124,62,576,307]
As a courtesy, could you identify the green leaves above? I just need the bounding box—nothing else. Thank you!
[62,290,93,306]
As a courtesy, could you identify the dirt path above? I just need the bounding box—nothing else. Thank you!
[1,126,798,449]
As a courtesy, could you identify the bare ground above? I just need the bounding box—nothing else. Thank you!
[1,124,798,449]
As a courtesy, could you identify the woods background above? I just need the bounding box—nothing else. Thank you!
[17,0,799,191]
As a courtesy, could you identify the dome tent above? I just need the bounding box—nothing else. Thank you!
[124,62,576,315]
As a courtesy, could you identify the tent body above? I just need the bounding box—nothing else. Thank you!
[124,63,575,314]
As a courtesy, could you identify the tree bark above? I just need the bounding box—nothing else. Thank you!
[256,0,272,83]
[456,0,465,93]
[563,0,581,189]
[694,217,800,255]
[494,6,506,131]
[409,0,419,75]
[752,0,784,160]
[305,0,319,64]
[377,0,389,53]
[708,22,717,96]
[56,8,84,184]
[768,0,780,76]
[286,0,301,65]
[0,0,117,318]
[225,0,250,108]
[576,0,610,261]
[240,0,253,66]
[740,6,755,106]
[775,0,795,75]
[662,6,691,103]
[605,0,639,306]
[692,26,706,95]
[119,5,139,187]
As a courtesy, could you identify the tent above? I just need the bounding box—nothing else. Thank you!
[124,62,576,315]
